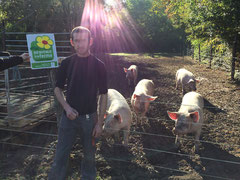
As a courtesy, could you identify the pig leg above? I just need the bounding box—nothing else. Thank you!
[194,130,201,152]
[128,79,131,87]
[133,111,138,125]
[175,79,180,90]
[114,132,120,144]
[133,71,137,86]
[175,135,181,149]
[123,126,130,146]
[175,81,178,90]
[134,78,137,86]
[138,115,142,125]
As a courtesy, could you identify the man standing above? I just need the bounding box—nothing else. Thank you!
[48,26,108,180]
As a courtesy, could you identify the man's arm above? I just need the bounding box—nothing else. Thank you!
[54,87,78,120]
[0,53,30,71]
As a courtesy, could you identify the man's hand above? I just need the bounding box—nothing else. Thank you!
[92,122,103,138]
[65,106,79,120]
[20,53,30,62]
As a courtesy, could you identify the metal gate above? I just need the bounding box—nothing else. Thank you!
[0,32,71,128]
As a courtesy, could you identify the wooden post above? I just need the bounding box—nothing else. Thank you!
[198,43,201,62]
[209,43,213,69]
[192,47,194,60]
[231,33,238,80]
[2,20,6,51]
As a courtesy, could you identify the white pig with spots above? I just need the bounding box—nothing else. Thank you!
[167,91,204,152]
[103,89,132,146]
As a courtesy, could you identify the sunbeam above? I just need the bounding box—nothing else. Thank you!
[80,0,142,53]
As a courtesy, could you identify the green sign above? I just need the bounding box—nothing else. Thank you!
[27,34,58,69]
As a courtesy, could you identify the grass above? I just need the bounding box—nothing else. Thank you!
[108,53,138,56]
[108,52,182,58]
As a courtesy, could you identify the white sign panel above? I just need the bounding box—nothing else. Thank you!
[26,34,58,69]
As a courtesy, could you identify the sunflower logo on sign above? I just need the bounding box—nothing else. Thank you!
[36,36,53,49]
[30,35,54,61]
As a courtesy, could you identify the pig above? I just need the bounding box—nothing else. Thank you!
[131,79,158,124]
[167,91,204,152]
[123,65,138,86]
[175,68,199,95]
[103,89,132,146]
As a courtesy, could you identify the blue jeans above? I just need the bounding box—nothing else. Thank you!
[48,112,97,180]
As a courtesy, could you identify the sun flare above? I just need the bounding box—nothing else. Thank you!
[81,0,141,53]
[105,0,117,7]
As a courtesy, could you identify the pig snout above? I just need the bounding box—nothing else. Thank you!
[189,81,197,91]
[134,102,145,115]
[103,126,113,136]
[173,123,189,135]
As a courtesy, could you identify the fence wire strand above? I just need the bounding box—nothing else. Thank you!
[0,140,237,180]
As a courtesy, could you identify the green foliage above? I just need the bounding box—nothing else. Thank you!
[162,0,239,69]
[125,0,186,52]
[1,0,238,56]
[0,0,85,32]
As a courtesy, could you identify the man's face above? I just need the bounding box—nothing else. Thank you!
[71,32,92,56]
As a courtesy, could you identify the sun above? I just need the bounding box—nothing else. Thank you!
[105,0,117,7]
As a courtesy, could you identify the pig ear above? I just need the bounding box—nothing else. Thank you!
[133,94,140,99]
[104,111,109,119]
[167,111,179,121]
[187,79,194,84]
[190,111,199,123]
[147,96,158,102]
[195,79,200,83]
[123,68,128,73]
[114,113,122,123]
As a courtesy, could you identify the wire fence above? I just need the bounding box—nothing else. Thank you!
[0,98,239,178]
[0,128,239,180]
[0,122,239,148]
[0,96,238,129]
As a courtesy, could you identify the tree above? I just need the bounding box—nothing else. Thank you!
[125,0,186,53]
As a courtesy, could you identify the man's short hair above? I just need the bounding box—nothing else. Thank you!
[70,26,91,40]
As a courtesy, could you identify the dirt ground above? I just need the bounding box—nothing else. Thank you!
[0,53,239,180]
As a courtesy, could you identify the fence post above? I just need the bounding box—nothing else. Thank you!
[198,44,201,63]
[49,69,63,126]
[231,33,238,80]
[209,43,213,69]
[2,22,11,124]
[2,20,6,51]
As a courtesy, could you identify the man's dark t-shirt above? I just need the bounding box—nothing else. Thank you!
[55,54,108,115]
